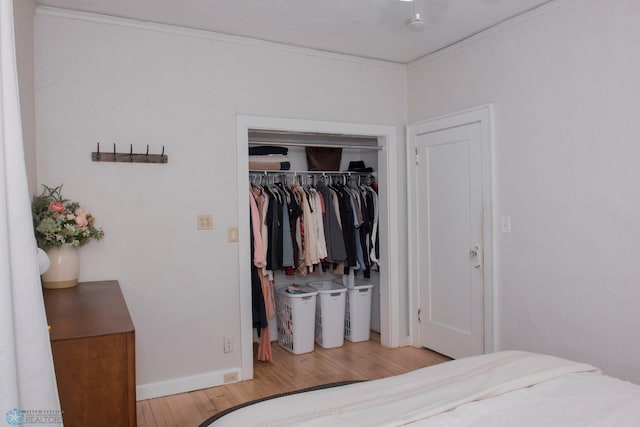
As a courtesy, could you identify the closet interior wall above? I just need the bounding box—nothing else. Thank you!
[249,137,382,339]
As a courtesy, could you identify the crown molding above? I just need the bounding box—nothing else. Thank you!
[35,1,574,74]
[35,6,405,70]
[408,0,575,69]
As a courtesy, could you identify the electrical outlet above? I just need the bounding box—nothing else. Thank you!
[224,337,233,353]
[223,371,238,383]
[197,214,213,230]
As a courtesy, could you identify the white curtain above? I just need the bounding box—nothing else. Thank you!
[0,0,61,425]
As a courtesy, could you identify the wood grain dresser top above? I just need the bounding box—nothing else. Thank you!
[43,280,134,341]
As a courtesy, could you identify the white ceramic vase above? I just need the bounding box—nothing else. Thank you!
[41,244,79,289]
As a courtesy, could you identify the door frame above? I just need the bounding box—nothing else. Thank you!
[237,114,401,380]
[406,104,495,354]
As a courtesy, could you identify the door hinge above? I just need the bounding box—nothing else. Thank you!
[417,308,421,322]
[415,147,419,164]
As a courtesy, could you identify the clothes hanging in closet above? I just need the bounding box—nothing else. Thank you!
[249,190,275,362]
[251,173,379,279]
[248,173,378,363]
[316,181,347,262]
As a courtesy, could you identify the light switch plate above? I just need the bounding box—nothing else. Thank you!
[197,214,213,230]
[228,227,239,242]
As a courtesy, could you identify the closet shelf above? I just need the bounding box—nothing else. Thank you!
[248,129,381,151]
[248,141,382,151]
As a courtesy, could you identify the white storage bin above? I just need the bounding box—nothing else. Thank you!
[345,283,374,342]
[275,286,318,354]
[353,276,380,333]
[308,281,347,349]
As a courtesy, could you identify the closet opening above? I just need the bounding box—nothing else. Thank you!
[237,116,401,381]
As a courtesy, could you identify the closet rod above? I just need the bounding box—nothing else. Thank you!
[249,170,375,175]
[248,141,383,151]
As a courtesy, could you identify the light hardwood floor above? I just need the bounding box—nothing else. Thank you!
[136,334,450,427]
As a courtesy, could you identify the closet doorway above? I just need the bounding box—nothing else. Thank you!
[237,115,400,380]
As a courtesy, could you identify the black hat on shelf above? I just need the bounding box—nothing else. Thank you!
[347,161,374,173]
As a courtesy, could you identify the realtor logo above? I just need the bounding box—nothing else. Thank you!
[5,409,24,426]
[4,408,61,425]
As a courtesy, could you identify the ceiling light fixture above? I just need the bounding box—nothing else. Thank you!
[407,0,426,31]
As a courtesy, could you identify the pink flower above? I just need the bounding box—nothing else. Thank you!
[75,215,88,227]
[49,201,65,213]
[75,208,88,217]
[67,214,75,221]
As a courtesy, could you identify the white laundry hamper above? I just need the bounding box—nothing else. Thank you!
[308,281,347,349]
[344,283,374,342]
[275,286,318,354]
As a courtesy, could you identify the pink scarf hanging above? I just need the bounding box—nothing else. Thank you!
[257,273,275,362]
[251,190,274,362]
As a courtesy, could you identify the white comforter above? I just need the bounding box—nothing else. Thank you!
[210,351,640,426]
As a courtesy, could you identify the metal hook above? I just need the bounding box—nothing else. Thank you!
[161,146,165,159]
[129,144,133,161]
[145,145,149,161]
[96,142,101,160]
[113,143,117,160]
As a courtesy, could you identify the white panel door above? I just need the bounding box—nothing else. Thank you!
[416,121,484,359]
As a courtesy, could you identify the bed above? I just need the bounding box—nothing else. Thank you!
[202,351,640,426]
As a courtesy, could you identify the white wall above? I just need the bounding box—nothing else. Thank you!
[34,9,407,396]
[408,0,640,382]
[13,0,36,194]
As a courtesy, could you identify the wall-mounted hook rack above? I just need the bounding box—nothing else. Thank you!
[91,142,168,164]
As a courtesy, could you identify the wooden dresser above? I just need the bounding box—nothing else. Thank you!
[43,280,136,427]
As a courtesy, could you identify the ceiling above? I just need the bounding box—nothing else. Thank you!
[34,0,555,63]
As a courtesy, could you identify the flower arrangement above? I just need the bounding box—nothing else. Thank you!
[32,184,104,250]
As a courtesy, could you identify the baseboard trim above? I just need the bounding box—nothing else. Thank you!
[398,336,412,347]
[136,367,242,401]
